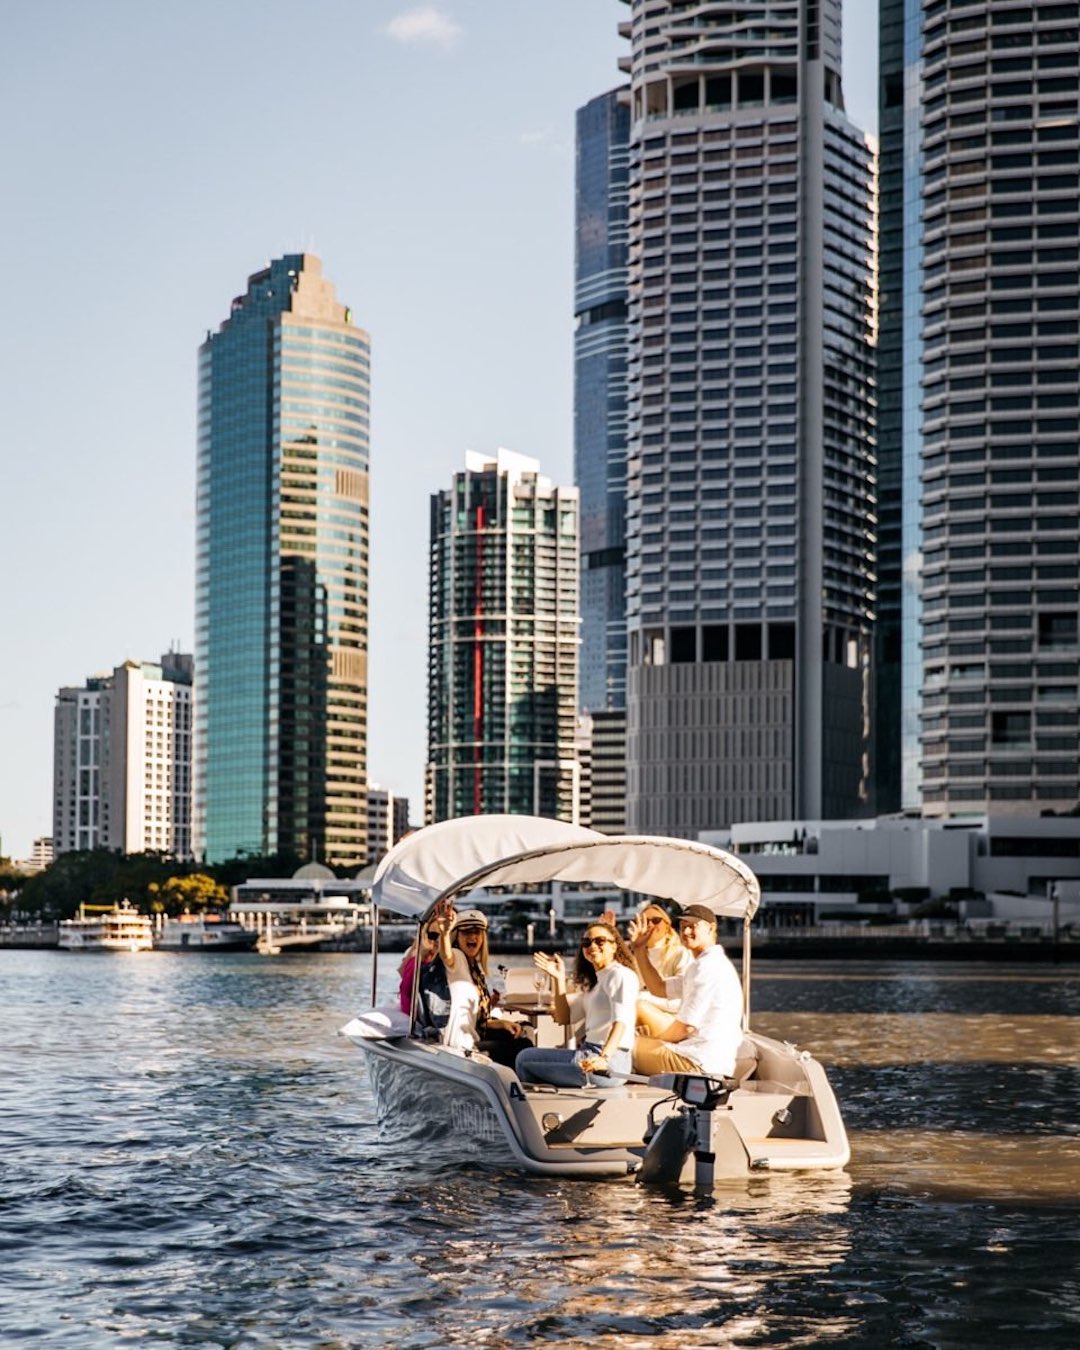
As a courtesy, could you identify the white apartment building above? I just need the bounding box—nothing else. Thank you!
[53,653,193,859]
[366,785,410,864]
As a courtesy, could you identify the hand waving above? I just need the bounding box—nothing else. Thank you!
[533,950,565,982]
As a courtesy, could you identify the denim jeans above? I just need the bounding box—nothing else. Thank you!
[515,1042,631,1088]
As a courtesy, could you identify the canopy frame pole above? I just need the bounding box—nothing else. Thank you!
[369,904,380,1007]
[741,914,752,1032]
[407,915,428,1035]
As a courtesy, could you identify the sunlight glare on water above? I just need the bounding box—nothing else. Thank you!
[1,951,1077,1348]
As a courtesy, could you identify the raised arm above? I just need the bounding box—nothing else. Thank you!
[533,950,570,1026]
[627,913,668,999]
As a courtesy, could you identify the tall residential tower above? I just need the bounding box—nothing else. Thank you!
[886,1,1079,817]
[426,450,581,823]
[619,0,878,837]
[194,255,370,865]
[53,653,193,859]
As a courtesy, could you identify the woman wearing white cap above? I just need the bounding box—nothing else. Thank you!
[434,906,527,1067]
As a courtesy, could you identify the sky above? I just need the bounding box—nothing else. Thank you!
[0,1,878,862]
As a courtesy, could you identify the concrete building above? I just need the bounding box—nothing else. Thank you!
[15,837,54,873]
[195,255,370,866]
[878,2,1080,818]
[581,709,627,836]
[366,785,410,864]
[706,814,1080,929]
[53,653,193,859]
[427,449,581,823]
[613,0,878,838]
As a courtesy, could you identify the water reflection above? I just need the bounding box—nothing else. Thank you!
[392,1172,856,1348]
[3,952,1078,1348]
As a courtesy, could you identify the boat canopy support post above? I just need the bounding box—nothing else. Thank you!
[741,914,752,1032]
[369,905,380,1007]
[407,914,428,1033]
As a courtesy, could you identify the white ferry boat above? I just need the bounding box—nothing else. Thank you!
[58,901,154,953]
[156,913,258,952]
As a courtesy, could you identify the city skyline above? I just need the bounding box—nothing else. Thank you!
[0,2,878,860]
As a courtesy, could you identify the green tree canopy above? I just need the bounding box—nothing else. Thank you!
[148,873,229,915]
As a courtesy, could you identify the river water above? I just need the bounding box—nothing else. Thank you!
[1,951,1077,1348]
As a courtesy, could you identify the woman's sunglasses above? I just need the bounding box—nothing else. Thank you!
[581,935,612,949]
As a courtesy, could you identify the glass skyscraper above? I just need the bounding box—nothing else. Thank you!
[194,254,370,865]
[426,450,580,823]
[615,0,878,837]
[575,87,631,715]
[899,1,1080,817]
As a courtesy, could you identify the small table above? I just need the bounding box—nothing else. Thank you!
[499,996,567,1048]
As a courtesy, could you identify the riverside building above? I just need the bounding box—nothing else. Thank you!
[575,89,632,835]
[195,255,370,866]
[882,0,1079,817]
[614,0,878,837]
[53,653,193,859]
[426,450,581,823]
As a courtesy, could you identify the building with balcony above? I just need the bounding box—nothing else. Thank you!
[612,0,878,838]
[897,1,1080,817]
[53,653,193,858]
[427,449,581,822]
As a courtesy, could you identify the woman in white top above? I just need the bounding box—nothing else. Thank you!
[437,907,526,1066]
[626,901,693,1036]
[515,921,640,1088]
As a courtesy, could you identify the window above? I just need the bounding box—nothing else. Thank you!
[992,711,1031,746]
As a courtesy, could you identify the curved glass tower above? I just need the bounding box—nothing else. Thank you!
[620,0,878,836]
[194,255,370,865]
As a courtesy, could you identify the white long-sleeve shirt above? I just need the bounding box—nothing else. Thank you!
[663,944,744,1076]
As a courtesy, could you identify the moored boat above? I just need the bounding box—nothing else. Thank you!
[341,815,850,1187]
[155,913,258,952]
[58,901,154,953]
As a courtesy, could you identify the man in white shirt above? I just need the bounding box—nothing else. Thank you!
[631,904,753,1080]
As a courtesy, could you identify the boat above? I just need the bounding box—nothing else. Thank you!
[340,815,850,1187]
[155,913,258,952]
[58,901,154,953]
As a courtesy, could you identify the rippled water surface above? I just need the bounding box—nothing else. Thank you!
[2,952,1078,1347]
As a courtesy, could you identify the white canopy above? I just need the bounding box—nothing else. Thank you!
[372,815,760,922]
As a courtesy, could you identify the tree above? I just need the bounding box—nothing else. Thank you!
[149,873,229,915]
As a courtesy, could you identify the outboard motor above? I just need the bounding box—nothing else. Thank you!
[637,1074,751,1189]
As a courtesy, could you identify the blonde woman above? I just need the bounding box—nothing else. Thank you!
[627,901,692,1036]
[435,907,525,1066]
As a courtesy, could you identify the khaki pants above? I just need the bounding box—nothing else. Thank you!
[633,1036,759,1082]
[632,1037,701,1076]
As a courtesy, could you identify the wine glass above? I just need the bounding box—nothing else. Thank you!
[532,968,548,1007]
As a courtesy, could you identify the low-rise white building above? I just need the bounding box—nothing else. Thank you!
[702,816,1080,929]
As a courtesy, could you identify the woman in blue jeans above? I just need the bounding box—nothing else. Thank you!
[515,921,640,1088]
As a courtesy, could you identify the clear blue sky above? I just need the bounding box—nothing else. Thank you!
[0,2,877,861]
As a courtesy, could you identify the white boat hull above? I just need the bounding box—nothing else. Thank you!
[345,1025,850,1182]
